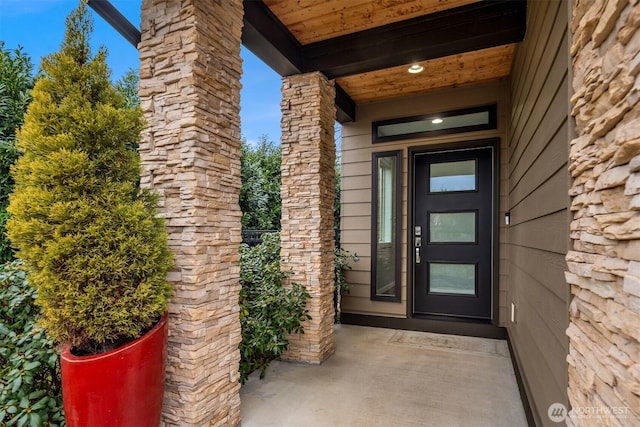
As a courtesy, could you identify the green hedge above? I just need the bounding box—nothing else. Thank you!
[238,233,310,383]
[0,42,35,264]
[0,261,65,427]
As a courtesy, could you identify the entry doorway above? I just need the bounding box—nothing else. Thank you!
[412,143,495,319]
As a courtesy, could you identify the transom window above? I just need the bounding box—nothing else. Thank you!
[372,105,497,143]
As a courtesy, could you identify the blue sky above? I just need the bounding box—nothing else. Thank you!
[0,0,283,144]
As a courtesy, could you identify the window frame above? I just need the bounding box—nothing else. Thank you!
[371,104,497,143]
[371,150,403,302]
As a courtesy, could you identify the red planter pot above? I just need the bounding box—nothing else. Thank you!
[61,313,168,427]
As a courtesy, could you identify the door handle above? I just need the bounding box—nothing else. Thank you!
[415,247,421,264]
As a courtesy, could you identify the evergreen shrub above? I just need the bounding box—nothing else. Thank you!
[334,247,358,322]
[0,261,65,427]
[6,3,172,354]
[239,233,310,383]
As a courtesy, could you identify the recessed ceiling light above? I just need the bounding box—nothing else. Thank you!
[432,118,443,124]
[408,64,424,74]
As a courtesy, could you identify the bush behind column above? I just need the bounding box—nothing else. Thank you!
[6,3,172,354]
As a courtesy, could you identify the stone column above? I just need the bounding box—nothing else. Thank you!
[280,72,337,364]
[139,1,243,425]
[567,1,640,425]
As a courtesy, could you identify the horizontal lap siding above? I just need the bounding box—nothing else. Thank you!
[507,1,570,425]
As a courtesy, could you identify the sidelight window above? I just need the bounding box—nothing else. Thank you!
[371,151,402,301]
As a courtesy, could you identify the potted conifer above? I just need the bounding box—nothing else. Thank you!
[6,3,173,426]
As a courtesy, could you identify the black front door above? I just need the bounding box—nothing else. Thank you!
[413,145,493,319]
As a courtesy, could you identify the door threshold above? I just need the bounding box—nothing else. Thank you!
[341,313,506,340]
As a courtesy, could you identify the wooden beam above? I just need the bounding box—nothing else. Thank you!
[242,0,357,122]
[242,0,303,77]
[335,84,356,123]
[87,0,140,48]
[302,0,527,79]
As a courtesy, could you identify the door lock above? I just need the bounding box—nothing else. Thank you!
[415,226,422,263]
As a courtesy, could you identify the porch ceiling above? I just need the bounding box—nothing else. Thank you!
[262,0,480,44]
[336,44,516,104]
[244,0,527,122]
[88,0,527,123]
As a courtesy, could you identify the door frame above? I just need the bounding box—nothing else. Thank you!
[407,138,500,324]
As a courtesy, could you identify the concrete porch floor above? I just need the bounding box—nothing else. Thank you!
[240,324,527,427]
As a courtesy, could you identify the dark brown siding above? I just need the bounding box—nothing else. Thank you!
[507,1,570,425]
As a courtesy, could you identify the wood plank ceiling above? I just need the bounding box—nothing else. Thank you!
[262,0,518,104]
[245,0,527,121]
[337,44,516,103]
[87,0,527,123]
[263,0,480,44]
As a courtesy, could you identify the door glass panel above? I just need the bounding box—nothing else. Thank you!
[429,263,476,295]
[430,160,476,192]
[429,212,476,243]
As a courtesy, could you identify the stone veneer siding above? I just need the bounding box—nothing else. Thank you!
[139,0,243,425]
[280,72,337,364]
[567,0,640,425]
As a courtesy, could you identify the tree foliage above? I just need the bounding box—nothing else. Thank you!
[0,42,35,142]
[0,42,36,263]
[115,68,140,110]
[6,3,172,354]
[240,136,281,230]
[240,135,344,232]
